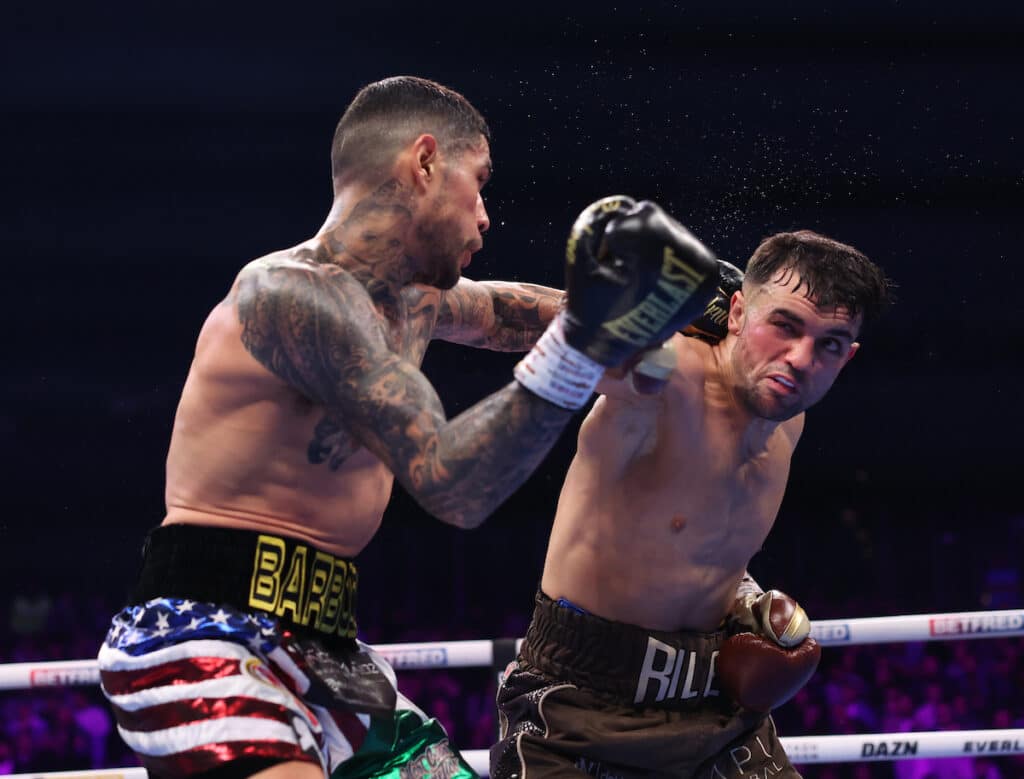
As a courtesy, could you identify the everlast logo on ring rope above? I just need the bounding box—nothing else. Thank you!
[248,535,357,639]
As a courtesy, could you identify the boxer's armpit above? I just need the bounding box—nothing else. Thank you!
[236,263,572,528]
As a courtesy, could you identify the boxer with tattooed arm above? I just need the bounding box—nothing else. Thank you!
[493,231,894,779]
[95,75,720,779]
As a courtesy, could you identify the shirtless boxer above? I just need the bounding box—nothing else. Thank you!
[493,230,893,778]
[95,75,722,779]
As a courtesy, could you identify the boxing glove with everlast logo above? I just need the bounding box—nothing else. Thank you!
[515,196,719,409]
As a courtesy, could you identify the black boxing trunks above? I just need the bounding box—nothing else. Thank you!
[491,592,801,779]
[131,523,360,648]
[98,525,477,778]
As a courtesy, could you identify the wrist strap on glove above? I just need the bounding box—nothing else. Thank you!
[514,314,604,410]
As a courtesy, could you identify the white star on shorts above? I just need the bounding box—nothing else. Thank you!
[211,609,230,625]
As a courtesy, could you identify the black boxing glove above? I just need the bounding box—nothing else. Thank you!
[682,259,744,344]
[567,197,720,364]
[515,197,719,409]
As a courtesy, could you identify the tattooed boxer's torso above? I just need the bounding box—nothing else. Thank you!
[162,244,423,555]
[163,236,561,556]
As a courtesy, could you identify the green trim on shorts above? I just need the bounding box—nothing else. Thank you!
[332,710,478,779]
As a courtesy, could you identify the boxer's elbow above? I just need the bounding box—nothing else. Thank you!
[418,497,489,530]
[440,507,489,530]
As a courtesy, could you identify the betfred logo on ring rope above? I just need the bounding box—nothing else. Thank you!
[383,647,449,669]
[929,612,1024,636]
[30,666,101,687]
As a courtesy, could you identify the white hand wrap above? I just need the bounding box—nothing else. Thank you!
[634,341,676,380]
[514,314,604,410]
[629,340,677,395]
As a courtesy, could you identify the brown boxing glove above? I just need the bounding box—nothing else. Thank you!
[717,633,821,713]
[719,588,821,712]
[729,589,811,647]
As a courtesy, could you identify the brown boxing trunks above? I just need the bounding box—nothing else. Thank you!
[490,592,801,779]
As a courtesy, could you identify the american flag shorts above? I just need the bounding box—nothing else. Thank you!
[98,597,410,776]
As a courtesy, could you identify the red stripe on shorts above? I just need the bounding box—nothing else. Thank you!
[114,695,299,733]
[143,738,318,776]
[101,656,242,695]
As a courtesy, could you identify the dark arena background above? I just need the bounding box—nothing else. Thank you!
[3,2,1022,777]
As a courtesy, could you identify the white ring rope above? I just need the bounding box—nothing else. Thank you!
[3,729,1024,778]
[808,608,1024,646]
[2,608,1021,690]
[4,608,1022,773]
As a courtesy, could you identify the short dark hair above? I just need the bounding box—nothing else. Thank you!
[331,76,490,186]
[745,230,895,332]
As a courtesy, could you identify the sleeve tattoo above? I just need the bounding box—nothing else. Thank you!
[435,279,564,351]
[236,264,573,527]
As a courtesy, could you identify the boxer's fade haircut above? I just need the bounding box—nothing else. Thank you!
[745,230,895,332]
[331,76,490,187]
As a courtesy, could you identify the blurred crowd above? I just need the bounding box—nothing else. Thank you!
[2,588,1022,778]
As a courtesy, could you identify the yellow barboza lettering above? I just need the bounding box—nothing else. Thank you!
[317,562,347,635]
[300,551,336,628]
[275,545,307,622]
[340,564,358,638]
[249,534,357,637]
[249,536,287,612]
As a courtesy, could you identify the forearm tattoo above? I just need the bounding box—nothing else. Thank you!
[439,281,564,351]
[237,263,573,526]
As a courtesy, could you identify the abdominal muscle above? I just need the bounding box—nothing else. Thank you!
[541,382,786,633]
[541,464,751,633]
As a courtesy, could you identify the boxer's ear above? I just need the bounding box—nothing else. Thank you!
[841,342,860,367]
[728,290,745,335]
[410,134,439,194]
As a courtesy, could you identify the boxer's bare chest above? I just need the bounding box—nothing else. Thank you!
[671,454,789,571]
[636,400,794,570]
